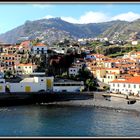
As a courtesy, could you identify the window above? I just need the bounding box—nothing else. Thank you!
[113,84,115,87]
[123,84,125,87]
[108,76,110,79]
[18,66,20,69]
[118,84,119,87]
[134,85,136,88]
[41,79,44,82]
[128,84,130,88]
[25,67,27,68]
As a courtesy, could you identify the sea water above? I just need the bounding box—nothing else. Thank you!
[0,105,139,137]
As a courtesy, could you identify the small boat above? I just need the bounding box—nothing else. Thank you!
[102,94,111,101]
[127,100,136,104]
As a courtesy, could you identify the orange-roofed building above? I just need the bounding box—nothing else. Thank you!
[110,76,140,96]
[20,40,31,47]
[19,40,32,53]
[91,67,121,85]
[3,45,18,54]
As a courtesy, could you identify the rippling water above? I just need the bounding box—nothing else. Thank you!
[0,105,139,137]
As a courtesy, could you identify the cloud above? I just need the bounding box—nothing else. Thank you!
[43,11,140,24]
[43,11,110,24]
[61,11,110,24]
[61,17,79,23]
[78,11,109,23]
[43,15,54,19]
[111,12,140,22]
[32,4,53,9]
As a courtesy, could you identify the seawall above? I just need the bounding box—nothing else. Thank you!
[0,92,94,106]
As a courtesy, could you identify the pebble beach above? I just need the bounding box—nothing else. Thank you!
[44,95,140,114]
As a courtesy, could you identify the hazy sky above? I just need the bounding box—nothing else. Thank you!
[0,2,140,34]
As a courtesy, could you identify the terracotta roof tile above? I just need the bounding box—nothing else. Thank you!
[111,76,140,84]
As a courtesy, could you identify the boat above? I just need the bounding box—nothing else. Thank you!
[127,99,136,104]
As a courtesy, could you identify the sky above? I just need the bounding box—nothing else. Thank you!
[0,2,140,34]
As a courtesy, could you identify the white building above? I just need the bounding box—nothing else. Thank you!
[69,61,85,77]
[0,76,84,93]
[132,40,138,46]
[69,67,80,76]
[109,76,140,96]
[53,80,84,92]
[104,61,116,68]
[0,76,54,93]
[15,63,37,75]
[31,43,48,54]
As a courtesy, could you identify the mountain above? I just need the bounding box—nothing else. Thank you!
[0,17,136,44]
[100,19,140,40]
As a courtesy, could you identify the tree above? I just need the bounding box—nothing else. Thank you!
[86,79,95,91]
[78,68,93,81]
[4,71,12,78]
[77,68,97,91]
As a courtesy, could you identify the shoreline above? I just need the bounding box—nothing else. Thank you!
[42,98,140,114]
[0,92,139,115]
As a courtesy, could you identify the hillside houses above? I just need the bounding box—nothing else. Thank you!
[0,41,39,76]
[1,38,140,94]
[86,52,140,85]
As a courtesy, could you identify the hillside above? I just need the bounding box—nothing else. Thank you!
[0,18,127,44]
[101,19,140,40]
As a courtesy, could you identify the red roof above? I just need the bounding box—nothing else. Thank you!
[15,63,36,66]
[111,76,140,84]
[106,68,120,70]
[34,43,47,47]
[20,41,31,47]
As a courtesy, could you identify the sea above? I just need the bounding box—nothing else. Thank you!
[0,104,140,137]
